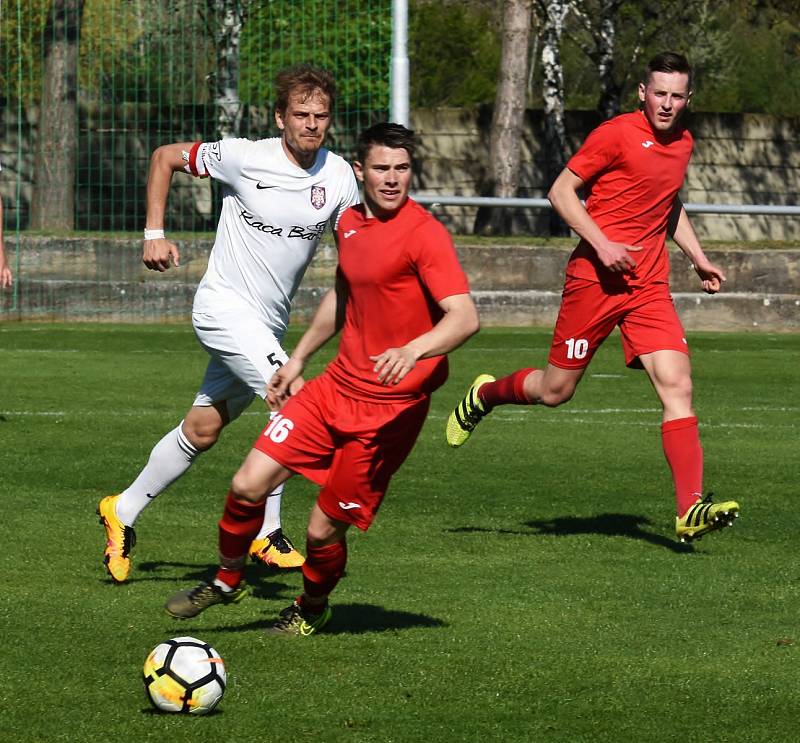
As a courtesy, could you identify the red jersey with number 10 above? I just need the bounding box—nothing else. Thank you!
[325,198,471,402]
[565,110,693,288]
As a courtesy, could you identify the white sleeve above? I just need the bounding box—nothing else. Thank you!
[329,164,360,231]
[183,138,249,186]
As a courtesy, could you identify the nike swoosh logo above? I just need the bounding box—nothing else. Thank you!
[338,501,361,510]
[343,229,357,238]
[256,182,276,189]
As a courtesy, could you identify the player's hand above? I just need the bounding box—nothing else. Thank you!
[0,262,12,289]
[143,237,180,272]
[370,347,417,386]
[692,259,727,294]
[595,241,642,273]
[267,358,304,410]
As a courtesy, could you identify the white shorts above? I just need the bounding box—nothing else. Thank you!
[191,307,288,421]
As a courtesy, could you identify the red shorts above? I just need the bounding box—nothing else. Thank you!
[548,278,689,370]
[252,373,430,531]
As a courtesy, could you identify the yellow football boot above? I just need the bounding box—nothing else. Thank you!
[249,529,305,569]
[676,494,739,542]
[97,494,136,582]
[446,374,495,447]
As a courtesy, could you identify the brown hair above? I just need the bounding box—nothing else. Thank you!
[274,64,337,115]
[643,52,693,91]
[357,122,417,163]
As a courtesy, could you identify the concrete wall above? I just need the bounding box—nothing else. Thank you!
[411,108,800,241]
[1,106,798,239]
[2,236,798,331]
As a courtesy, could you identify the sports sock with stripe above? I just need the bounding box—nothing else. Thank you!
[115,421,200,526]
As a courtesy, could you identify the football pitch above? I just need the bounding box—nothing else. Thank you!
[1,322,798,742]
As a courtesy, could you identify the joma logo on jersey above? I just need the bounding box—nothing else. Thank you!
[310,185,326,210]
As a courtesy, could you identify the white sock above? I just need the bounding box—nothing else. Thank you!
[213,579,234,593]
[254,484,285,540]
[115,422,200,526]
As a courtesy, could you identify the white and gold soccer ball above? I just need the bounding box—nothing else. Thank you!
[143,637,226,715]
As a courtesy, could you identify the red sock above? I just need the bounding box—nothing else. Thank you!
[661,417,704,517]
[301,540,347,603]
[215,490,263,588]
[478,368,536,410]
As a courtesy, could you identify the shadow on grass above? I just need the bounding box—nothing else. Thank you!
[112,561,299,598]
[208,602,446,636]
[140,707,224,717]
[446,512,693,553]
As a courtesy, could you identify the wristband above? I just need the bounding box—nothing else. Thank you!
[144,228,165,240]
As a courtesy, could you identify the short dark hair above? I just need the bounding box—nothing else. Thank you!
[643,52,693,90]
[357,122,416,163]
[274,64,337,115]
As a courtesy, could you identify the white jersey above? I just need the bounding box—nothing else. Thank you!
[186,137,359,336]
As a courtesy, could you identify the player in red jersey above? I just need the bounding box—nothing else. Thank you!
[446,51,739,542]
[165,122,480,631]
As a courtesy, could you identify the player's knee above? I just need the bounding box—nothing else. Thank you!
[539,384,574,407]
[230,469,267,504]
[181,418,222,451]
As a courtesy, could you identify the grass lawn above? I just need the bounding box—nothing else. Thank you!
[1,323,798,742]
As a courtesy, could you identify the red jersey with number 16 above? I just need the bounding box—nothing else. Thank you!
[325,198,471,402]
[565,110,693,288]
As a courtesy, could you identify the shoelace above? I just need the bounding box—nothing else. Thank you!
[267,530,294,554]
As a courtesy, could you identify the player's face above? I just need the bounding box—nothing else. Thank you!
[638,71,691,133]
[275,88,332,168]
[354,145,412,219]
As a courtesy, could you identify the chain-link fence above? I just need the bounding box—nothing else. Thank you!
[1,0,390,319]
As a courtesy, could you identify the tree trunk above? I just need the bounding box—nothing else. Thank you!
[475,0,533,235]
[595,9,620,119]
[208,0,246,140]
[30,0,85,231]
[541,0,570,235]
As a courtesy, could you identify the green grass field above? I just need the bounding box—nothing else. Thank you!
[1,323,798,742]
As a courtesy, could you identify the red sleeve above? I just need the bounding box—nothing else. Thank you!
[187,141,203,177]
[566,119,621,183]
[412,218,470,302]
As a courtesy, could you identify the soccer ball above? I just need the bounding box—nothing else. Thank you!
[143,637,226,715]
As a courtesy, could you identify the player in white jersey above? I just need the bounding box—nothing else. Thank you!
[98,64,359,583]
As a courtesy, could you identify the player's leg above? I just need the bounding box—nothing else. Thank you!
[640,349,739,540]
[98,401,228,583]
[200,310,305,569]
[266,504,348,636]
[164,447,292,618]
[447,278,610,447]
[166,376,336,618]
[268,393,430,636]
[623,290,738,540]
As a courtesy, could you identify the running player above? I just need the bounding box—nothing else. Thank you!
[0,161,12,289]
[164,122,480,633]
[97,64,359,582]
[446,52,739,542]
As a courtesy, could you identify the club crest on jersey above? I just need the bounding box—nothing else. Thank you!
[310,185,326,210]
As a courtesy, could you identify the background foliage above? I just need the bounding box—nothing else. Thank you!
[409,0,800,115]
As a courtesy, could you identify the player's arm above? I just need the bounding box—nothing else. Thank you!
[547,168,641,272]
[370,292,480,386]
[0,194,12,288]
[267,273,348,408]
[668,198,726,294]
[142,142,197,272]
